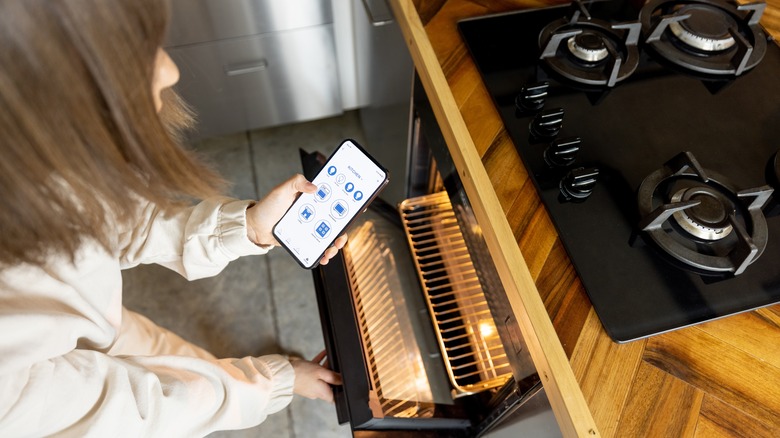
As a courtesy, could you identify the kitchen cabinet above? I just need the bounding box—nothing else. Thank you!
[352,0,414,204]
[165,0,342,139]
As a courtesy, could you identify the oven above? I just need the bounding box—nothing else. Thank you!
[299,75,561,436]
[458,0,780,343]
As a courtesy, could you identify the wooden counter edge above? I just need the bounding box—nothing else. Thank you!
[388,0,600,436]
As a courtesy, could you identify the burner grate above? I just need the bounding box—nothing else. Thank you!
[637,152,774,275]
[538,0,641,87]
[640,0,768,77]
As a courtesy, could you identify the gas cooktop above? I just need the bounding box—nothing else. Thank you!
[459,0,780,342]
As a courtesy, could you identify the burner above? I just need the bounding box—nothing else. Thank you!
[670,186,734,240]
[637,152,773,275]
[668,5,737,52]
[538,1,641,87]
[640,0,768,77]
[567,32,609,62]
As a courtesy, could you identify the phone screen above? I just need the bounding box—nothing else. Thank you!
[273,139,388,269]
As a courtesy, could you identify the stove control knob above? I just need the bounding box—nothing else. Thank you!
[515,81,549,115]
[560,167,599,202]
[530,108,564,139]
[545,136,581,167]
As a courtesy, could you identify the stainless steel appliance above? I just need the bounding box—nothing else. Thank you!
[353,0,415,205]
[165,0,342,139]
[458,0,780,342]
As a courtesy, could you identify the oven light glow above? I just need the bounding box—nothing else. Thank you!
[479,322,495,338]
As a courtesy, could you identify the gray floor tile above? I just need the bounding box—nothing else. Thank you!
[206,411,291,438]
[267,250,323,359]
[289,398,350,438]
[192,131,258,201]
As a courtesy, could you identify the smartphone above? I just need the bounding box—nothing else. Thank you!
[273,139,389,269]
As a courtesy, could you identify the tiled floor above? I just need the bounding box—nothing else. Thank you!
[122,113,365,438]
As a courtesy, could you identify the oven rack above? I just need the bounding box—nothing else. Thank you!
[344,221,436,418]
[399,192,511,397]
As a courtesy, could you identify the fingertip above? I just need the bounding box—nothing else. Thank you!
[322,370,343,385]
[292,174,317,193]
[312,350,327,364]
[334,235,348,249]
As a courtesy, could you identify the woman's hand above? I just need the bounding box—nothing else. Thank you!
[290,351,342,403]
[246,174,348,265]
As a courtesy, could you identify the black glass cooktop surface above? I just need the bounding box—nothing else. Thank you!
[459,0,780,342]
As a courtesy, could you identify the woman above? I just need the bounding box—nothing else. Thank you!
[0,0,344,436]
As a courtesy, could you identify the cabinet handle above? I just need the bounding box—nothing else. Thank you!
[360,0,394,26]
[224,60,268,77]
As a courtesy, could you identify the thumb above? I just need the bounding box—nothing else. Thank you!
[287,174,316,194]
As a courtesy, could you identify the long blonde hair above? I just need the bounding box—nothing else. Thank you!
[0,0,225,266]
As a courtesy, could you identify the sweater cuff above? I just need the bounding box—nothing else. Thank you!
[218,200,273,258]
[254,354,295,414]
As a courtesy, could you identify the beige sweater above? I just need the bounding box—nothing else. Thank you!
[0,197,295,437]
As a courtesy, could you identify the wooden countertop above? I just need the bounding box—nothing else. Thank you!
[390,0,780,436]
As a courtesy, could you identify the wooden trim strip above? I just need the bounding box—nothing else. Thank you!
[388,0,600,436]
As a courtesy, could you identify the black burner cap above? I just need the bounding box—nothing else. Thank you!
[671,5,738,52]
[677,5,736,40]
[575,32,606,51]
[568,31,610,63]
[671,186,734,241]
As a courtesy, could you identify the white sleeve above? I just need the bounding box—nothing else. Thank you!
[0,351,294,437]
[118,197,272,280]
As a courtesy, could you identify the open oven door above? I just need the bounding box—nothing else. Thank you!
[301,149,473,434]
[299,150,551,437]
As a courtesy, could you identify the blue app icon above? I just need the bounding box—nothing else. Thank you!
[331,200,349,219]
[327,166,337,176]
[298,203,315,222]
[345,182,354,193]
[354,191,363,201]
[315,183,331,202]
[315,221,331,238]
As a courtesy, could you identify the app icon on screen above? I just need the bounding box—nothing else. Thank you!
[331,200,349,219]
[345,182,354,193]
[315,220,332,238]
[354,191,363,201]
[298,204,315,223]
[327,166,337,176]
[315,184,332,202]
